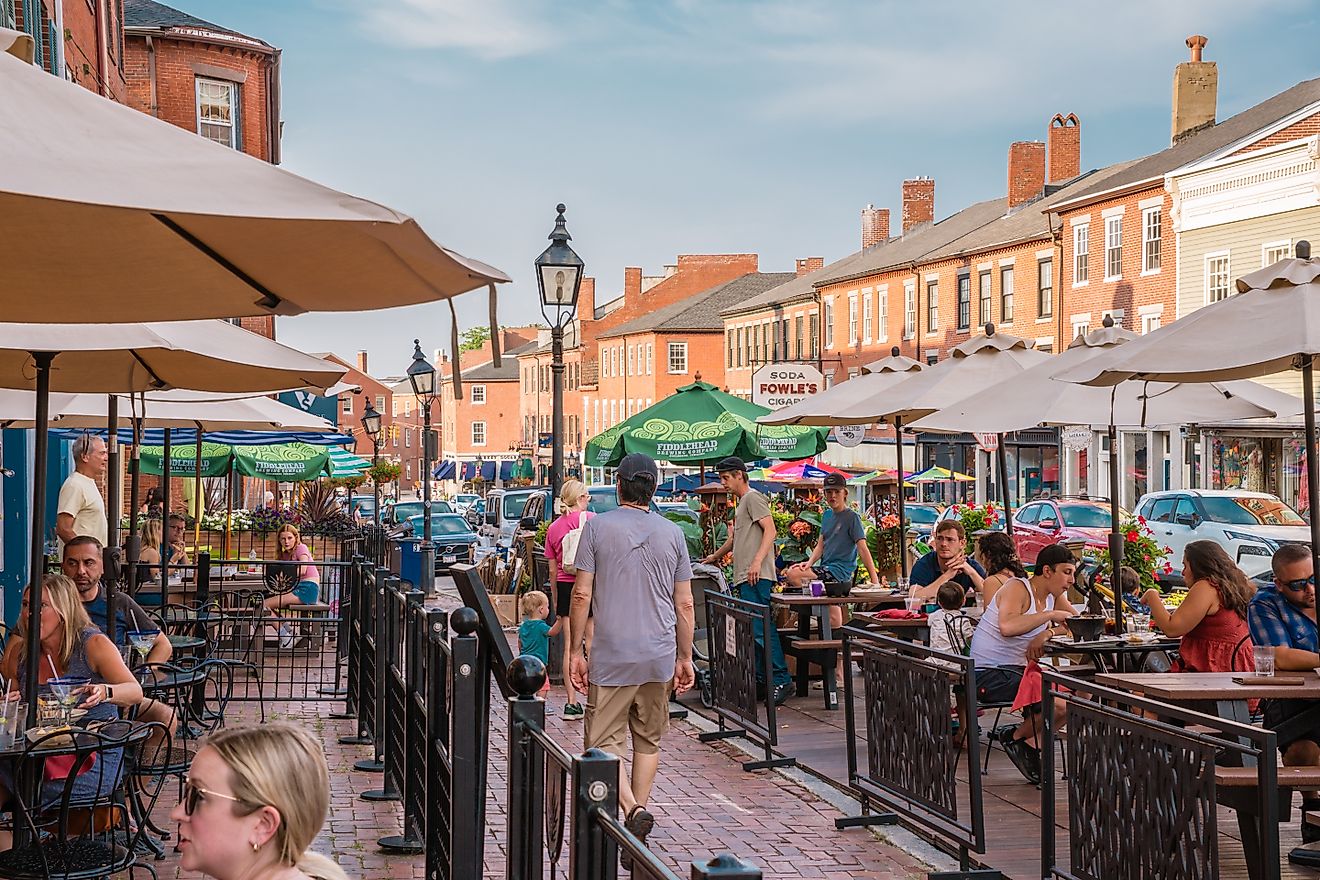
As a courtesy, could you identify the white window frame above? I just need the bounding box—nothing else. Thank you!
[470,384,486,405]
[404,428,411,448]
[471,421,486,446]
[848,292,858,344]
[1104,215,1122,281]
[925,279,938,333]
[1071,320,1090,339]
[903,281,916,339]
[1263,240,1292,266]
[667,341,688,374]
[1141,206,1161,274]
[646,343,653,375]
[1141,313,1161,335]
[195,77,239,149]
[1000,266,1014,323]
[1205,252,1231,305]
[956,274,971,330]
[824,297,835,349]
[978,270,992,324]
[627,345,634,376]
[341,396,352,415]
[877,285,889,342]
[1037,259,1053,318]
[1073,223,1089,286]
[861,288,873,343]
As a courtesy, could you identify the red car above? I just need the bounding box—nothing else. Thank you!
[1011,498,1120,565]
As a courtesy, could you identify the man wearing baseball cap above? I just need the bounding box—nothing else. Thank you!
[701,455,792,704]
[568,452,695,857]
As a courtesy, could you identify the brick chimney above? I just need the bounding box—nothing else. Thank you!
[901,178,935,233]
[795,257,825,276]
[624,267,642,302]
[1007,141,1046,207]
[578,276,596,321]
[1172,35,1217,145]
[860,205,890,249]
[1047,113,1081,182]
[355,350,368,373]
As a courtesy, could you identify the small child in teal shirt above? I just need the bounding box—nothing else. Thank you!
[517,590,552,694]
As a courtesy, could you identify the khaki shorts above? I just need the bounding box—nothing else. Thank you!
[584,681,671,756]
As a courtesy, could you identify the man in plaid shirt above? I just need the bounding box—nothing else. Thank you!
[1248,543,1320,845]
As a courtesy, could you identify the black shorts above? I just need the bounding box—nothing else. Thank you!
[975,665,1025,706]
[553,580,575,618]
[1263,699,1320,752]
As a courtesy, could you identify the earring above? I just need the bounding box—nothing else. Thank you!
[251,841,261,853]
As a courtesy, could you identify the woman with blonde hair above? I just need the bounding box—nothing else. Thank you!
[264,524,320,648]
[172,722,347,880]
[543,479,593,719]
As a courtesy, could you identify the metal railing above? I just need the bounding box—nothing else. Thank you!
[699,589,793,772]
[835,627,998,880]
[1040,669,1280,880]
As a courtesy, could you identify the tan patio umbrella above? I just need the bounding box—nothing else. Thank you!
[1058,242,1320,608]
[0,28,510,324]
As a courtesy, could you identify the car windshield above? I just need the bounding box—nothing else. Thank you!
[503,493,530,518]
[427,515,472,536]
[906,506,940,524]
[1058,504,1113,528]
[393,502,423,520]
[1199,495,1306,526]
[432,500,453,513]
[589,489,619,513]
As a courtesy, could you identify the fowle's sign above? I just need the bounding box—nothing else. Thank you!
[752,363,824,409]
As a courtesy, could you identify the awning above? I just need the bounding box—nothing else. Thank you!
[499,460,514,481]
[433,460,457,480]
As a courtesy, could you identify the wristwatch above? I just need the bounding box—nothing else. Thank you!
[104,685,113,703]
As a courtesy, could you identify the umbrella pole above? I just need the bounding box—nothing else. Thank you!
[997,434,1014,536]
[161,428,171,595]
[25,352,54,728]
[224,469,233,565]
[1108,422,1126,635]
[1303,359,1320,587]
[896,420,908,578]
[193,424,203,553]
[106,396,120,548]
[126,409,142,600]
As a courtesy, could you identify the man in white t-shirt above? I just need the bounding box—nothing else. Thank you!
[56,434,108,548]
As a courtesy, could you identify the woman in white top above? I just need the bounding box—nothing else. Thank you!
[968,543,1077,783]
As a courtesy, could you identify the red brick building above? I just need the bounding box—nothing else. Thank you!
[10,0,129,99]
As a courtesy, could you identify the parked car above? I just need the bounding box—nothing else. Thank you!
[384,499,452,526]
[1012,498,1121,565]
[450,493,481,514]
[1135,489,1310,581]
[477,487,545,550]
[464,498,486,529]
[403,513,480,573]
[903,503,942,540]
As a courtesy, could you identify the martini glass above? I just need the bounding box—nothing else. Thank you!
[48,676,88,726]
[127,630,160,668]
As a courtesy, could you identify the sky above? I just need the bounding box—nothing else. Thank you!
[176,0,1320,377]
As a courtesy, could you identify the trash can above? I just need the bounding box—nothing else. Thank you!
[397,537,423,589]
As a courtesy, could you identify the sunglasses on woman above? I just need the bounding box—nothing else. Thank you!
[182,780,243,816]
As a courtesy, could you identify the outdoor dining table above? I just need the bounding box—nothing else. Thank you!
[849,611,932,646]
[1044,634,1180,674]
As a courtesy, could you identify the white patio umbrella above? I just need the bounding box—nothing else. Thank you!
[1059,241,1320,602]
[756,347,923,426]
[0,28,510,323]
[0,389,336,431]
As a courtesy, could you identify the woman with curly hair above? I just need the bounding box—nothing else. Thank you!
[975,531,1029,606]
[1141,539,1253,673]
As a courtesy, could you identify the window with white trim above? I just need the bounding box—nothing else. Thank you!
[809,313,820,356]
[1073,224,1089,285]
[726,331,734,369]
[196,77,239,149]
[1037,260,1053,318]
[471,384,486,405]
[627,345,634,376]
[824,297,835,349]
[1104,215,1122,280]
[610,400,617,426]
[1141,313,1161,335]
[1071,320,1089,339]
[1263,241,1292,266]
[877,287,888,342]
[1000,266,1014,322]
[956,274,971,330]
[375,395,386,415]
[646,343,653,375]
[341,396,352,415]
[926,279,938,331]
[471,422,486,446]
[903,281,916,339]
[862,290,873,343]
[1205,253,1231,304]
[667,342,688,374]
[795,314,804,359]
[848,293,858,344]
[404,428,411,448]
[1142,207,1161,273]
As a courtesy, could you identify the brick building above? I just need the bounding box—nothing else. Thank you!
[7,0,129,99]
[439,340,539,484]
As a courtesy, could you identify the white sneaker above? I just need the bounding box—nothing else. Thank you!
[279,625,295,649]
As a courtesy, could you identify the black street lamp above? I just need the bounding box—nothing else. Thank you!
[360,401,383,553]
[406,339,438,594]
[534,203,584,498]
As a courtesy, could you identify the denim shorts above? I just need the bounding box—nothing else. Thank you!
[294,580,320,604]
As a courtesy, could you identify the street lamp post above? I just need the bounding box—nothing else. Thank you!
[407,340,438,595]
[534,204,584,498]
[360,400,383,563]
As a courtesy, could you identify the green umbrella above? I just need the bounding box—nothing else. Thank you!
[139,441,331,481]
[584,380,828,468]
[327,445,371,477]
[138,441,232,477]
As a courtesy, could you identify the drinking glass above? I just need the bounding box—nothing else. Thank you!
[127,630,160,667]
[47,676,88,726]
[1254,645,1276,677]
[36,694,61,728]
[896,577,910,595]
[904,596,924,613]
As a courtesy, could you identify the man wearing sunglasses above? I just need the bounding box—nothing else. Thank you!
[1248,543,1320,845]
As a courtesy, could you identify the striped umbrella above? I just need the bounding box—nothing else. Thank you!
[328,445,371,477]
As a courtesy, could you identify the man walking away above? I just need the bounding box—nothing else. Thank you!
[701,456,792,705]
[56,434,108,549]
[569,453,695,857]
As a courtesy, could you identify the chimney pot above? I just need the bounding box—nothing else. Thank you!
[900,178,935,234]
[1187,34,1207,62]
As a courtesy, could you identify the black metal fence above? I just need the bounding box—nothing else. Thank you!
[699,589,793,772]
[836,627,999,880]
[1040,669,1280,880]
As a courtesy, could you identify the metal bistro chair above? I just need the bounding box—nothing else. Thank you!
[0,719,170,880]
[131,660,228,804]
[943,614,1017,775]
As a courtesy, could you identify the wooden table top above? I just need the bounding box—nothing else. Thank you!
[851,612,931,629]
[1096,670,1320,701]
[772,590,903,607]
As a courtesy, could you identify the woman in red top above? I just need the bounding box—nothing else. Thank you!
[1141,539,1254,673]
[544,479,593,720]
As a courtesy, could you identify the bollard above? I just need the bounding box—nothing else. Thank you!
[506,655,547,880]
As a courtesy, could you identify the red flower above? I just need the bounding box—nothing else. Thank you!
[1125,530,1140,542]
[1138,515,1147,524]
[1152,571,1160,581]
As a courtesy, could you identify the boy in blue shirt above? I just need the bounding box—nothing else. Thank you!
[518,590,552,695]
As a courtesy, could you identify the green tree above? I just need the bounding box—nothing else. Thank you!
[459,326,490,353]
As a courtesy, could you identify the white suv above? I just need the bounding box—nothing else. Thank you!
[1135,489,1310,581]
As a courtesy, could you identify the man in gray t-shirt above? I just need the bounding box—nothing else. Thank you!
[569,453,695,852]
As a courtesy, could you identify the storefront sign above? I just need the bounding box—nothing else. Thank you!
[752,364,823,409]
[1061,426,1092,452]
[833,425,867,448]
[973,432,999,453]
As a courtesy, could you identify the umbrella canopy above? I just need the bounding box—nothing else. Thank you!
[764,459,853,482]
[906,465,975,483]
[138,441,332,481]
[0,321,345,393]
[584,381,828,467]
[908,319,1295,434]
[327,446,371,477]
[0,28,508,322]
[758,347,924,427]
[0,389,337,431]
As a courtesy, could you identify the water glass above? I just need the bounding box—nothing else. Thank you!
[1132,612,1151,634]
[1254,645,1276,677]
[896,577,910,595]
[36,695,61,727]
[904,596,924,614]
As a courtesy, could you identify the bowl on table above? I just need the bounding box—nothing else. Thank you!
[1065,615,1106,643]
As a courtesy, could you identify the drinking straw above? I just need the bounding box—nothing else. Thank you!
[47,654,58,680]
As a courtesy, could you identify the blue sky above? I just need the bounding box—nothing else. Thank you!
[178,0,1319,376]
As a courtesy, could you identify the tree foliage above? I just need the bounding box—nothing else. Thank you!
[459,326,490,353]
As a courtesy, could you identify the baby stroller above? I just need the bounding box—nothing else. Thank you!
[691,570,719,709]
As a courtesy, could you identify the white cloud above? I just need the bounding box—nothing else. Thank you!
[358,0,558,59]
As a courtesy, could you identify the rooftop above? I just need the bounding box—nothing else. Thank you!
[462,341,540,381]
[597,272,796,339]
[123,0,274,48]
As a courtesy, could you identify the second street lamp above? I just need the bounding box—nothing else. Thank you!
[360,400,383,560]
[534,203,584,498]
[406,339,438,595]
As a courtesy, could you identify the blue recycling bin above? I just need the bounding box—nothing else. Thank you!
[397,537,423,588]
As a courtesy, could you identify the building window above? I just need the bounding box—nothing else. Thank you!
[1142,207,1161,273]
[925,352,938,366]
[926,279,938,331]
[1037,260,1053,318]
[1071,319,1089,340]
[877,287,888,342]
[862,290,873,343]
[404,428,411,448]
[406,461,412,481]
[668,342,688,374]
[1205,252,1231,304]
[978,271,992,325]
[903,281,916,339]
[1000,266,1014,322]
[471,384,486,404]
[781,319,790,359]
[196,77,239,149]
[341,395,352,415]
[956,274,971,331]
[610,400,617,425]
[1141,313,1161,335]
[646,343,652,374]
[403,398,411,416]
[1073,224,1089,285]
[1104,215,1122,280]
[809,313,820,357]
[824,298,835,349]
[726,332,734,369]
[471,422,486,446]
[1263,240,1292,266]
[795,315,804,358]
[848,293,858,344]
[627,345,634,376]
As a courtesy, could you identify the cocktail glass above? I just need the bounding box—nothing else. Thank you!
[127,630,160,667]
[47,676,88,726]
